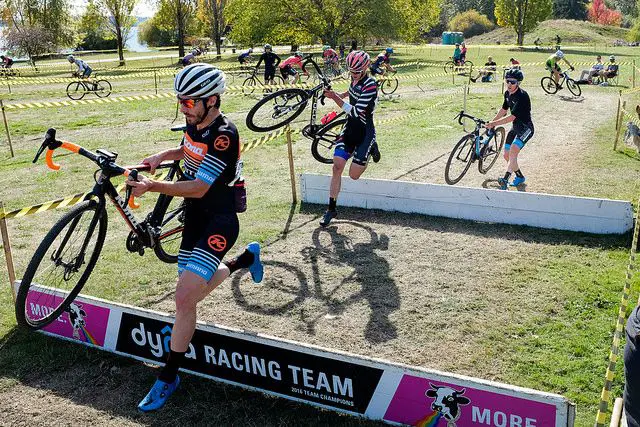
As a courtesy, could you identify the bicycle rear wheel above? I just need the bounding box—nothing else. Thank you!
[567,78,581,96]
[15,200,107,330]
[95,79,112,98]
[242,76,257,95]
[540,76,558,94]
[444,62,454,74]
[478,127,506,174]
[246,88,309,132]
[381,77,399,95]
[444,134,475,185]
[311,118,346,163]
[153,195,185,263]
[66,82,85,100]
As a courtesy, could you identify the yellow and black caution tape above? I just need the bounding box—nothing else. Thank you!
[241,127,288,152]
[594,199,639,427]
[2,92,174,110]
[621,107,640,128]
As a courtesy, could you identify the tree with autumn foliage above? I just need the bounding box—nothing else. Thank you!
[587,0,622,26]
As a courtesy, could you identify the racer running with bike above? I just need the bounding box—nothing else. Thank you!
[255,44,281,85]
[485,69,533,190]
[128,63,264,412]
[68,55,93,79]
[278,51,308,84]
[320,50,381,227]
[370,47,395,76]
[545,50,574,89]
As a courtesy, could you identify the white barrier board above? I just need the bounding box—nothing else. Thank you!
[16,282,575,427]
[301,174,634,234]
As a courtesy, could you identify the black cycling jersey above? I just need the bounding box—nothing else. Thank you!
[502,88,532,127]
[182,114,241,213]
[256,52,281,69]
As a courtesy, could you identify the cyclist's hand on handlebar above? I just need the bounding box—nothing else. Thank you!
[484,121,496,129]
[570,66,575,71]
[141,154,163,174]
[127,174,153,197]
[323,89,339,102]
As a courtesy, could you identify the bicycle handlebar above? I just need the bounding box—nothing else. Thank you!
[455,111,486,126]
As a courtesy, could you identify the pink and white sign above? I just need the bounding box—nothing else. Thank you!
[384,375,557,427]
[25,289,111,347]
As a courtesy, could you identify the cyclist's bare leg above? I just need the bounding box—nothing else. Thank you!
[507,145,521,173]
[330,156,348,198]
[348,163,367,180]
[170,266,230,352]
[553,70,560,84]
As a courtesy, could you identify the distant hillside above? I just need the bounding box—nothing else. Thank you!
[466,19,629,45]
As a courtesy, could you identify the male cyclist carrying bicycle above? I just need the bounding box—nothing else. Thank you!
[545,50,574,89]
[68,55,92,79]
[128,63,264,412]
[320,50,380,227]
[485,69,533,190]
[370,47,395,76]
[255,44,281,85]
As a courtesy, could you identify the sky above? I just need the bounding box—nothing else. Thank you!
[73,0,157,18]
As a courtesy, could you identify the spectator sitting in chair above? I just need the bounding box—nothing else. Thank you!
[599,55,619,83]
[470,56,497,82]
[509,58,521,70]
[579,55,604,83]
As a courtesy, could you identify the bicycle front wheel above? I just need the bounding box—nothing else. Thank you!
[15,200,107,330]
[540,77,558,94]
[445,134,475,185]
[381,77,399,95]
[567,78,581,96]
[311,118,346,163]
[444,62,454,74]
[478,127,506,174]
[153,195,185,263]
[95,80,112,98]
[242,76,256,95]
[66,81,85,100]
[246,88,309,132]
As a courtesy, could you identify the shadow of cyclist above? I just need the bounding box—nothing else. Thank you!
[302,222,399,344]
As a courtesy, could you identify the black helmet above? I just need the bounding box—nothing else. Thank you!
[505,68,524,81]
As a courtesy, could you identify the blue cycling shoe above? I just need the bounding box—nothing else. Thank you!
[510,176,526,186]
[497,178,509,190]
[138,376,180,412]
[247,242,263,283]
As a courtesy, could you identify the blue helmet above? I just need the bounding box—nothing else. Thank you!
[385,47,393,54]
[505,68,524,82]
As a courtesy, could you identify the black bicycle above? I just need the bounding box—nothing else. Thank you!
[246,56,347,164]
[445,111,506,185]
[540,70,581,96]
[376,70,399,95]
[15,127,186,330]
[242,67,285,95]
[66,73,112,100]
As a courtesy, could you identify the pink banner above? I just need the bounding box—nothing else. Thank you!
[25,289,110,347]
[384,374,557,427]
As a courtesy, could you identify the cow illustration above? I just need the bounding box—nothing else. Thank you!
[67,303,87,340]
[425,383,470,422]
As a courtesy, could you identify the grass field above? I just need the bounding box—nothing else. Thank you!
[0,40,639,426]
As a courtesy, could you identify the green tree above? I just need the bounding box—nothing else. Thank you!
[495,0,552,45]
[613,0,637,17]
[552,0,588,19]
[1,0,74,48]
[78,0,117,50]
[97,0,138,65]
[196,0,227,55]
[448,9,495,37]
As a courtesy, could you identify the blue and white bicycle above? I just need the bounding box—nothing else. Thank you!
[444,111,505,185]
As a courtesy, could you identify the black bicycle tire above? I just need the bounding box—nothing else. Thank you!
[95,79,112,98]
[444,134,475,185]
[242,76,256,95]
[311,118,347,163]
[381,77,399,95]
[66,81,85,100]
[540,76,558,94]
[153,195,185,264]
[246,88,309,132]
[478,127,506,174]
[15,200,107,330]
[567,78,581,96]
[444,62,454,74]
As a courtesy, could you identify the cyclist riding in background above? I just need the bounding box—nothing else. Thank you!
[545,50,574,89]
[452,43,462,65]
[238,48,253,65]
[320,50,381,227]
[370,47,395,76]
[460,42,468,63]
[67,55,92,79]
[130,63,264,411]
[1,55,14,68]
[323,45,340,73]
[181,49,200,67]
[255,44,281,85]
[278,51,308,84]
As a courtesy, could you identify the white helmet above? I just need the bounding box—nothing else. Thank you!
[174,63,225,98]
[248,48,253,53]
[555,50,564,58]
[67,54,75,62]
[610,55,616,61]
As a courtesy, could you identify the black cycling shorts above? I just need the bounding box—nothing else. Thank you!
[505,123,534,150]
[264,67,276,81]
[334,120,377,166]
[178,208,239,282]
[280,65,296,77]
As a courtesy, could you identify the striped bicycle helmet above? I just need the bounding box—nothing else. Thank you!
[345,50,370,73]
[174,63,225,98]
